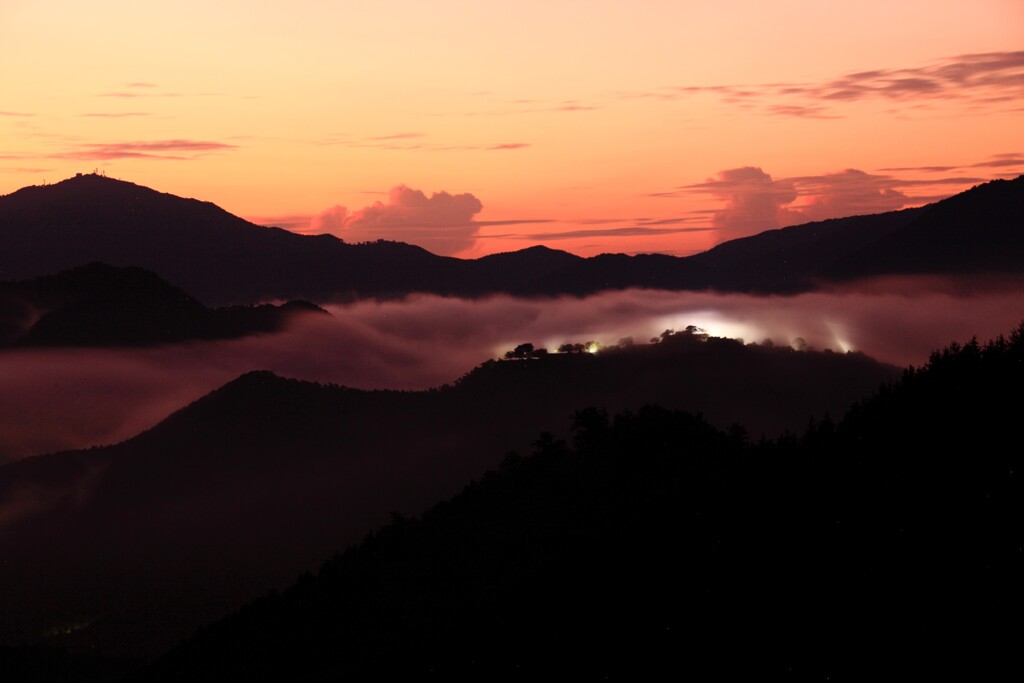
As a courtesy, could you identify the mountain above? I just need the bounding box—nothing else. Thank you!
[0,263,326,347]
[0,332,897,661]
[0,174,578,305]
[133,326,1024,680]
[683,174,1024,291]
[0,174,1021,304]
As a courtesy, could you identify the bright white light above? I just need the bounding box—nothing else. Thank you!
[824,320,854,353]
[653,309,765,344]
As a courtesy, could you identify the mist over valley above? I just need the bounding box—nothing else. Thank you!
[3,277,1022,464]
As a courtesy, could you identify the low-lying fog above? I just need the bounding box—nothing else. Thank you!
[2,277,1022,464]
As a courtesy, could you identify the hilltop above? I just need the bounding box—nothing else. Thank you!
[0,262,325,347]
[0,330,897,660]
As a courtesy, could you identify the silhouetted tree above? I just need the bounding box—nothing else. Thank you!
[504,342,535,359]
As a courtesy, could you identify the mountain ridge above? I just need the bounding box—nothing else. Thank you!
[1,173,1021,304]
[0,331,899,659]
[0,262,326,347]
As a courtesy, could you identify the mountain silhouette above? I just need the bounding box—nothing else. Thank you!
[682,174,1024,291]
[0,263,326,347]
[0,173,1021,304]
[0,333,897,661]
[30,324,1019,681]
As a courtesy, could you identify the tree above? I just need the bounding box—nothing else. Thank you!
[504,342,535,359]
[504,343,546,359]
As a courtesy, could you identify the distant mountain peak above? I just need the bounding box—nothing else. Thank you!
[1,174,1021,304]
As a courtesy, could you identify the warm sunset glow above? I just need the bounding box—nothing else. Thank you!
[1,1,1020,257]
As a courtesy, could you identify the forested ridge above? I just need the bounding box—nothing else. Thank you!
[129,325,1022,681]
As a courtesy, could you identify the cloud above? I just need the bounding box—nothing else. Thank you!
[551,103,598,112]
[321,134,531,153]
[53,139,237,161]
[493,225,713,241]
[0,111,34,118]
[676,163,1007,239]
[367,132,424,141]
[878,165,959,173]
[472,219,553,228]
[3,279,1023,464]
[637,51,1024,118]
[763,104,840,119]
[790,169,909,220]
[311,185,484,255]
[686,167,804,236]
[971,155,1024,169]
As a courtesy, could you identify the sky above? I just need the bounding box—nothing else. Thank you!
[1,1,1021,257]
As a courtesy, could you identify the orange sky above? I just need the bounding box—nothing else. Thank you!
[1,1,1021,257]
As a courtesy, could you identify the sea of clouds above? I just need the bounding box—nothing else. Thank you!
[2,277,1022,464]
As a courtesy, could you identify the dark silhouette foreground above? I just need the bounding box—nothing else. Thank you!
[1,173,1021,304]
[0,263,325,347]
[129,324,1021,680]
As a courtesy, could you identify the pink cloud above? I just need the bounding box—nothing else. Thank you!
[792,169,909,220]
[54,139,237,161]
[692,167,804,237]
[311,185,484,255]
[678,164,1007,240]
[640,51,1024,118]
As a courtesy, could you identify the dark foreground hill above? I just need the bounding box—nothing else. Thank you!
[0,263,325,347]
[0,331,896,662]
[136,325,1022,681]
[0,174,1021,303]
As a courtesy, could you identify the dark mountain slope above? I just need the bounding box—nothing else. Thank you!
[0,174,457,304]
[683,209,923,291]
[0,333,897,660]
[0,263,325,347]
[833,175,1024,275]
[467,244,584,291]
[686,174,1024,291]
[0,175,577,304]
[1,174,1021,303]
[137,326,1022,681]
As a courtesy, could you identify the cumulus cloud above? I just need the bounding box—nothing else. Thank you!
[792,169,909,220]
[687,167,804,236]
[311,185,484,255]
[677,165,1004,240]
